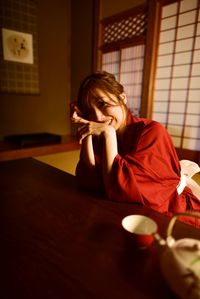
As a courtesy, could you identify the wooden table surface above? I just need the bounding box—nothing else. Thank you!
[1,158,200,299]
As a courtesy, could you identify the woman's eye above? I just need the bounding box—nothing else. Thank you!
[97,101,108,108]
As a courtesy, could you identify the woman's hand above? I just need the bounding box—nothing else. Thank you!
[70,102,87,124]
[70,103,114,144]
[77,121,113,144]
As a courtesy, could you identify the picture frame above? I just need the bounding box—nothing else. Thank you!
[2,28,34,64]
[0,0,39,94]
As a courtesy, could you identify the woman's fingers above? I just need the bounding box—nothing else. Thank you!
[71,111,89,124]
[70,102,88,123]
[77,123,92,144]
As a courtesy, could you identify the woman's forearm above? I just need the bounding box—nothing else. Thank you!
[80,135,95,167]
[102,127,118,191]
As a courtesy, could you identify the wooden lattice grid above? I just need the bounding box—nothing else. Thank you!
[102,12,147,45]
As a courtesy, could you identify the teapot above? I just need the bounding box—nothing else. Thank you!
[157,212,200,299]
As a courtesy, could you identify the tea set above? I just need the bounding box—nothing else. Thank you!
[122,212,200,299]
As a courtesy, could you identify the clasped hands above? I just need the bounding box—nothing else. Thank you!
[70,102,113,144]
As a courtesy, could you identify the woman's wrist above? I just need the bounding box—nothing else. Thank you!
[102,125,116,138]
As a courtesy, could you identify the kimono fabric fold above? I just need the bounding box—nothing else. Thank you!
[76,111,200,228]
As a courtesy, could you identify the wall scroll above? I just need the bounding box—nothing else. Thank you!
[0,0,40,94]
[2,28,34,64]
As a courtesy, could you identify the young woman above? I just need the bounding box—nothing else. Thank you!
[71,71,200,227]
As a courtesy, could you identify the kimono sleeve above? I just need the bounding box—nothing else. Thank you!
[107,121,181,212]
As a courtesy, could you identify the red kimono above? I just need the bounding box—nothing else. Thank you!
[76,111,200,227]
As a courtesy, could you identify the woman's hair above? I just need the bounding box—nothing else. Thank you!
[77,71,126,118]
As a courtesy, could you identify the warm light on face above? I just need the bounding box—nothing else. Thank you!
[87,90,127,131]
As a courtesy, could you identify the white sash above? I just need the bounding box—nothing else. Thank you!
[177,160,200,200]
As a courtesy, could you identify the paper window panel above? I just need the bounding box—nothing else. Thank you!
[152,112,167,124]
[173,65,190,77]
[157,54,173,67]
[156,67,172,78]
[161,16,177,30]
[184,126,200,138]
[190,77,200,88]
[171,90,188,101]
[121,46,145,59]
[153,101,168,112]
[102,51,119,63]
[102,44,144,116]
[133,84,143,96]
[168,113,185,125]
[174,51,192,64]
[158,42,174,55]
[195,36,200,49]
[155,78,170,90]
[167,125,183,137]
[162,3,178,18]
[185,114,200,126]
[102,63,119,75]
[126,85,142,100]
[120,60,144,72]
[178,10,197,26]
[171,136,181,147]
[115,73,120,81]
[197,23,200,35]
[123,84,134,96]
[193,50,200,63]
[169,102,186,113]
[175,38,193,52]
[127,96,141,116]
[171,77,189,89]
[124,84,142,97]
[180,0,198,12]
[188,89,200,101]
[124,49,143,113]
[191,63,200,75]
[183,138,200,150]
[153,0,200,151]
[120,72,143,85]
[154,90,169,101]
[177,24,195,39]
[160,29,176,43]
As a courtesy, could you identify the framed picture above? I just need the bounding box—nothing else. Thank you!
[2,28,33,64]
[0,0,39,94]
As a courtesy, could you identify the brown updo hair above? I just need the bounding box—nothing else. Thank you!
[77,71,127,119]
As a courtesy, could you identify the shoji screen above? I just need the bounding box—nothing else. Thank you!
[152,0,200,151]
[102,45,145,116]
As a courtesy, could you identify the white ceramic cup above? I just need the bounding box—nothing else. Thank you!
[121,214,158,248]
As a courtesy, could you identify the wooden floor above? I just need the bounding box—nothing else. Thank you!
[34,150,80,176]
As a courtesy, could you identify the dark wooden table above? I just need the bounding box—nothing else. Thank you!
[1,158,200,299]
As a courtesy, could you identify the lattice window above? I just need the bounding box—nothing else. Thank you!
[100,5,148,50]
[152,0,200,151]
[103,13,147,45]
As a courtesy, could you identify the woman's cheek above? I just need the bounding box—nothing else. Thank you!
[105,106,116,114]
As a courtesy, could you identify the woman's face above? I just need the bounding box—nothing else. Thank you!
[87,89,127,131]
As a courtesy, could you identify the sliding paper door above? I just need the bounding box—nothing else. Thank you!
[152,0,200,152]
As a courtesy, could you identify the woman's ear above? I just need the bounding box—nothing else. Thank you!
[120,92,127,104]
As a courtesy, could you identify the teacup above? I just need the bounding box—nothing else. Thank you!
[121,214,158,248]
